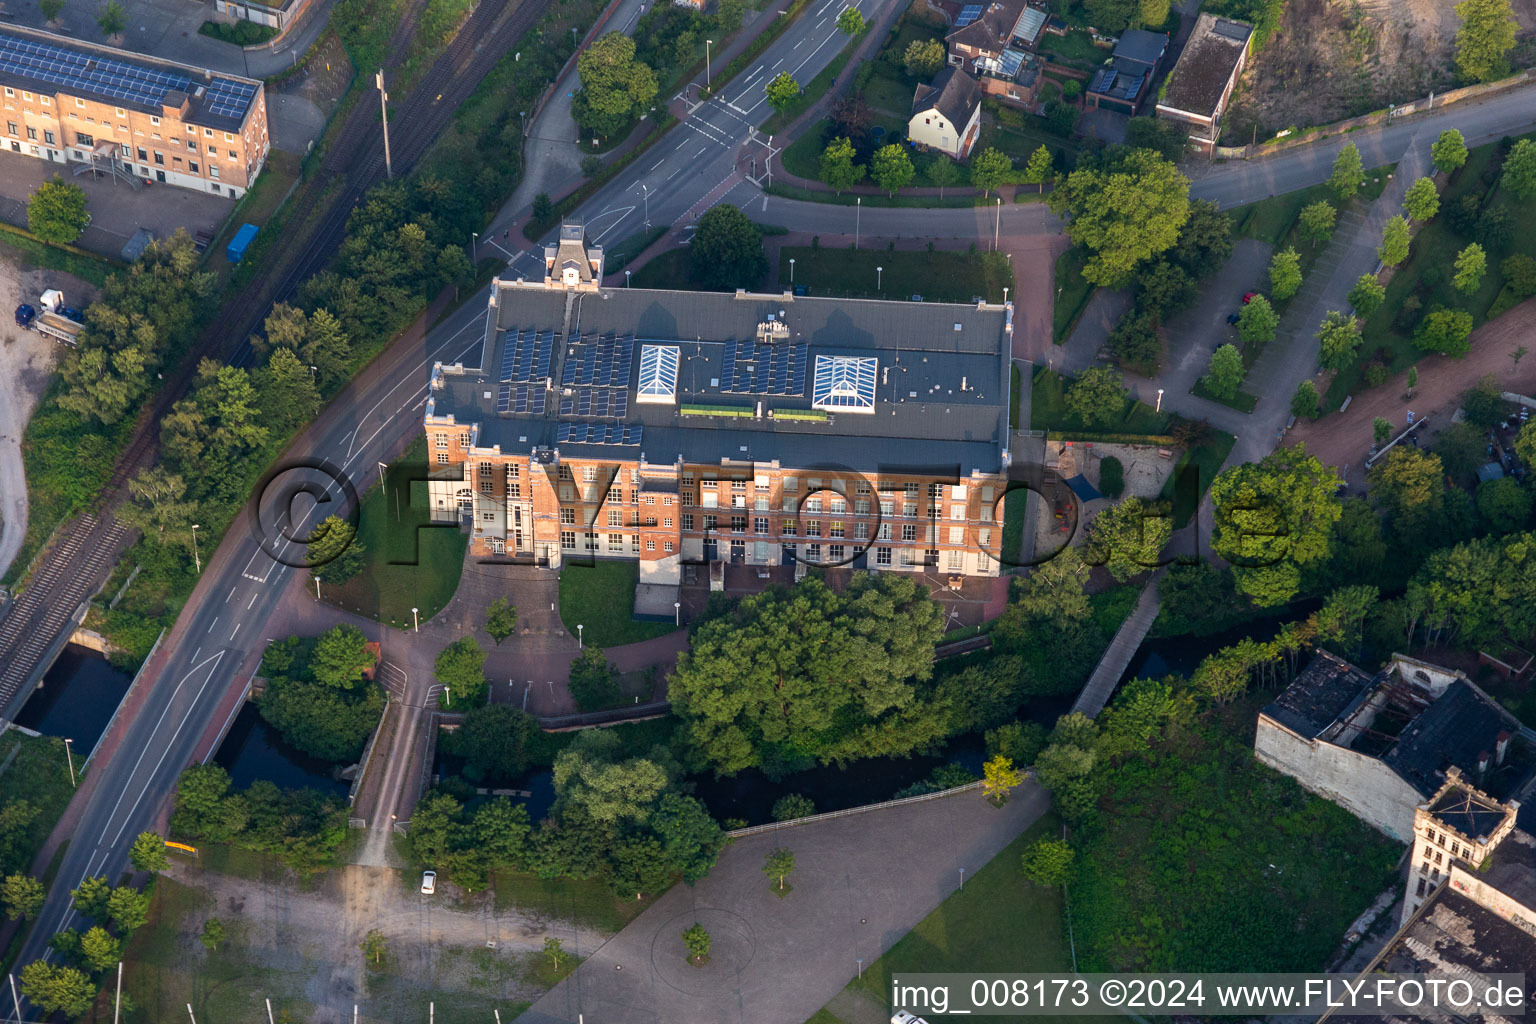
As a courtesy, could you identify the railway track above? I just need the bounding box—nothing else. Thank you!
[0,0,544,718]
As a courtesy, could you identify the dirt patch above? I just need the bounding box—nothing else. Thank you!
[0,251,98,579]
[1224,0,1536,140]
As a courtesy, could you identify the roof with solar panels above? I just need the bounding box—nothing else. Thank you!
[0,25,262,131]
[427,267,1014,473]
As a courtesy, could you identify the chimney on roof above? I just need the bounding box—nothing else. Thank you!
[1478,751,1492,776]
[1497,730,1513,765]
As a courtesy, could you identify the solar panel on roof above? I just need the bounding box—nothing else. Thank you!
[557,423,642,446]
[811,355,878,414]
[721,341,807,395]
[955,4,983,26]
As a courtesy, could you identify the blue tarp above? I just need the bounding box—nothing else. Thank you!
[1064,473,1103,502]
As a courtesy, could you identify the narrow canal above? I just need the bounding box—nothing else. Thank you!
[14,644,131,754]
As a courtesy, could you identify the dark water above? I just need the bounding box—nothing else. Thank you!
[1114,601,1323,689]
[16,644,132,753]
[213,704,350,797]
[433,748,559,823]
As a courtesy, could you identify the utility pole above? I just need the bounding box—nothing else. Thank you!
[191,523,201,574]
[64,737,76,787]
[705,39,713,91]
[376,70,393,178]
[113,962,123,1024]
[266,998,276,1024]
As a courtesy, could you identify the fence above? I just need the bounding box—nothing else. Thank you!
[347,688,393,808]
[537,700,672,731]
[724,778,993,838]
[83,628,165,771]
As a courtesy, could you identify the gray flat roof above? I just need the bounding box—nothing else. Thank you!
[430,282,1012,473]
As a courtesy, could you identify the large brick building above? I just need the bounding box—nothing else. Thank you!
[0,25,269,198]
[423,226,1015,593]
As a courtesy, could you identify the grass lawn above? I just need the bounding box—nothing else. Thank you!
[1073,695,1400,972]
[1227,164,1393,247]
[760,33,862,134]
[1191,377,1258,412]
[325,435,468,629]
[764,181,978,208]
[1030,366,1170,436]
[605,225,670,273]
[781,117,833,180]
[1035,29,1109,68]
[491,866,659,933]
[557,559,679,647]
[629,248,699,290]
[977,119,1072,167]
[0,731,79,877]
[778,245,1014,302]
[1159,428,1236,527]
[207,149,303,288]
[832,812,1087,1024]
[1328,133,1536,409]
[1000,483,1029,569]
[1052,246,1093,343]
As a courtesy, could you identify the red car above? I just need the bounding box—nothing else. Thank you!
[1242,291,1257,304]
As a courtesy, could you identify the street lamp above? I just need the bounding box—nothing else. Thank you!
[789,257,795,284]
[308,364,317,382]
[376,460,387,491]
[577,623,584,648]
[63,737,76,788]
[641,183,651,228]
[412,607,419,632]
[315,576,321,599]
[1156,388,1164,413]
[625,269,631,288]
[705,39,713,91]
[855,196,860,250]
[375,69,392,179]
[190,524,201,574]
[877,265,883,291]
[470,231,478,261]
[994,197,1001,251]
[674,601,681,626]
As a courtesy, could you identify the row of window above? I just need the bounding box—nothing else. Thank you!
[3,89,243,140]
[547,533,970,569]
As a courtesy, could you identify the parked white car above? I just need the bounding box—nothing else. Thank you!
[420,870,436,895]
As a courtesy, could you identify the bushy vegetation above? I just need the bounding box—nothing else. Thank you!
[171,764,349,873]
[258,627,384,763]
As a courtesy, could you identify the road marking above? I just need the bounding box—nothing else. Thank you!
[191,647,201,662]
[248,591,259,609]
[207,615,219,633]
[650,158,665,171]
[226,586,236,603]
[230,622,241,640]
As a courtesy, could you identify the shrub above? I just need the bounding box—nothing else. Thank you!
[771,794,815,821]
[1098,456,1125,498]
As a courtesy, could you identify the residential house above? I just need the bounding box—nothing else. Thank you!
[1085,28,1166,114]
[946,0,1045,69]
[422,224,1014,604]
[908,66,982,160]
[212,0,318,34]
[1154,13,1252,152]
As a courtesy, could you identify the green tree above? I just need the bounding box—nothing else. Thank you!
[553,729,673,823]
[568,646,622,711]
[361,928,388,964]
[986,720,1048,765]
[1454,242,1488,294]
[1022,144,1054,193]
[1063,365,1127,426]
[969,147,1012,197]
[1298,201,1337,247]
[688,204,767,290]
[107,885,150,932]
[19,961,95,1018]
[39,0,64,22]
[72,875,113,921]
[572,33,659,138]
[981,755,1023,804]
[904,37,945,77]
[763,847,794,891]
[544,936,565,969]
[716,0,745,29]
[1454,0,1517,83]
[1516,420,1536,469]
[1373,416,1394,445]
[1209,444,1342,605]
[435,636,488,709]
[128,831,169,874]
[1139,0,1169,25]
[260,674,382,762]
[532,193,554,222]
[649,793,726,883]
[1504,253,1536,302]
[926,156,960,197]
[473,797,532,867]
[1107,308,1162,368]
[200,917,226,951]
[1048,149,1190,286]
[1348,273,1386,318]
[96,0,127,35]
[669,574,943,774]
[1477,477,1532,533]
[1500,138,1536,199]
[1,874,44,921]
[771,794,815,821]
[1370,447,1443,514]
[764,71,799,113]
[1086,496,1171,581]
[1019,837,1075,886]
[1403,176,1440,222]
[255,346,322,435]
[1237,293,1279,345]
[460,705,536,782]
[1378,215,1411,267]
[26,175,89,244]
[870,143,915,196]
[81,925,120,973]
[1328,142,1366,200]
[1432,129,1469,174]
[1268,248,1302,301]
[1291,379,1320,420]
[1415,308,1475,356]
[308,514,364,584]
[1202,343,1245,399]
[1316,310,1363,371]
[835,6,865,33]
[310,624,374,689]
[484,596,517,646]
[682,922,711,963]
[818,136,864,195]
[117,466,198,552]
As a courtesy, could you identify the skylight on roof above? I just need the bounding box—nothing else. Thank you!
[812,355,877,414]
[636,343,680,405]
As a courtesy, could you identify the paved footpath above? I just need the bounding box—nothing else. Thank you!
[516,782,1050,1024]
